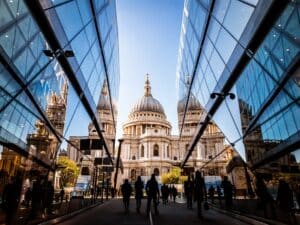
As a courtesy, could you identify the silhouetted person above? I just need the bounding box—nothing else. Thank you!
[135,176,144,213]
[90,187,94,197]
[60,188,65,203]
[232,184,237,199]
[221,176,232,208]
[171,185,178,203]
[217,185,222,206]
[43,181,54,215]
[184,175,194,209]
[106,178,110,200]
[208,185,215,204]
[2,178,21,225]
[146,174,159,216]
[121,179,132,213]
[296,184,300,212]
[111,187,116,198]
[30,179,42,219]
[161,184,169,205]
[277,180,296,224]
[194,171,206,219]
[255,175,276,219]
[25,187,32,207]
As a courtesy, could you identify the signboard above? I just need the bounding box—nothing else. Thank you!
[94,157,111,165]
[80,139,103,150]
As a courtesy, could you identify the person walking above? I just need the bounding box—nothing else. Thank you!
[146,174,160,216]
[25,187,32,207]
[60,188,65,203]
[121,179,132,213]
[30,179,42,219]
[134,176,144,213]
[277,180,297,224]
[217,185,222,207]
[221,176,233,208]
[184,175,194,209]
[171,185,178,203]
[2,177,21,225]
[255,175,276,219]
[208,185,215,204]
[161,184,168,205]
[194,171,206,219]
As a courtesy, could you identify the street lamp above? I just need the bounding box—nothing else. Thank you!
[210,92,235,100]
[43,49,75,58]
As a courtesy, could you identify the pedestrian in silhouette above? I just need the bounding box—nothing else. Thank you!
[161,184,168,205]
[43,181,54,215]
[121,179,132,213]
[221,176,233,208]
[208,185,215,204]
[296,184,300,211]
[146,174,159,216]
[60,188,65,203]
[276,180,296,224]
[25,187,32,207]
[30,179,42,219]
[2,177,21,225]
[135,176,144,213]
[171,185,178,203]
[194,171,206,219]
[184,175,194,209]
[90,187,94,198]
[217,185,222,207]
[255,175,276,219]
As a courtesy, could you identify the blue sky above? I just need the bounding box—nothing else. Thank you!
[115,0,184,138]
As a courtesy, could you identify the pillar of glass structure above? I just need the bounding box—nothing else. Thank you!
[0,0,120,224]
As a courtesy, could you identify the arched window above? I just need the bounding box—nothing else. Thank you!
[153,168,159,176]
[81,167,89,175]
[132,155,136,160]
[166,145,170,158]
[185,144,189,151]
[174,156,178,161]
[141,145,144,157]
[153,144,159,156]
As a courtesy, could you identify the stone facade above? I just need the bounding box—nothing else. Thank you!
[121,75,232,182]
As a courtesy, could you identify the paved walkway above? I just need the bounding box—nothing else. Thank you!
[59,199,250,225]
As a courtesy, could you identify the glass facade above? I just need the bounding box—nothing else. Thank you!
[177,1,300,221]
[0,0,119,223]
[177,0,300,166]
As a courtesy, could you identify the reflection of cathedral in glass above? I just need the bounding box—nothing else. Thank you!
[67,80,116,184]
[0,77,68,191]
[121,75,233,181]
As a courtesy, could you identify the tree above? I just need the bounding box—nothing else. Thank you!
[161,167,187,184]
[57,156,79,187]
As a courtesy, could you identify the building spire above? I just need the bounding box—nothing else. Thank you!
[144,73,152,96]
[101,79,108,96]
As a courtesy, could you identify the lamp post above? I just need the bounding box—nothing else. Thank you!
[113,139,124,194]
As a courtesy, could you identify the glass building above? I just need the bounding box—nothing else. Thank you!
[177,0,300,206]
[0,0,119,223]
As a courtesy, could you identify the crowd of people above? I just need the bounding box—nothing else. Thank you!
[2,177,57,225]
[120,170,208,219]
[120,174,181,216]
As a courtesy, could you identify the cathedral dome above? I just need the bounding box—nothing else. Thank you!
[131,75,165,115]
[177,94,202,113]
